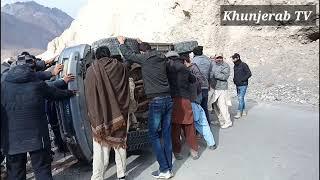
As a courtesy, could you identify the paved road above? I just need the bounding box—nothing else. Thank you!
[52,100,319,180]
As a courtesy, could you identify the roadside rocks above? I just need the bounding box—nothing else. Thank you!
[229,82,319,106]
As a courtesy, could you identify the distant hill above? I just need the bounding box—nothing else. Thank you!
[1,1,73,60]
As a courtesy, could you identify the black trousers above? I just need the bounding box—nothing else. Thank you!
[6,149,53,180]
[47,101,67,152]
[201,89,210,123]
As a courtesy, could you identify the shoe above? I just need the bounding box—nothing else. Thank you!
[242,111,247,116]
[169,170,174,178]
[118,176,126,180]
[152,170,173,179]
[196,134,202,140]
[190,150,199,160]
[209,144,217,150]
[174,153,183,160]
[234,111,242,119]
[221,122,233,129]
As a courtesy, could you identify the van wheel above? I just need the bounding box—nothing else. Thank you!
[91,37,140,56]
[66,141,91,164]
[127,130,150,151]
[173,41,198,54]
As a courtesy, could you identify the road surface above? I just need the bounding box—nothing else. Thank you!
[37,100,319,180]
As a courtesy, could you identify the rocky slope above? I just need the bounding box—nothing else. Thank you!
[40,0,319,106]
[1,1,73,60]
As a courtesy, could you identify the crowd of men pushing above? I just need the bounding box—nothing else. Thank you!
[1,36,252,180]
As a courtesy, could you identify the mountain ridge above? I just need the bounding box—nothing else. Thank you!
[1,1,74,60]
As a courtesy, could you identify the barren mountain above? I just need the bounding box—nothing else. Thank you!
[40,0,319,106]
[1,1,73,60]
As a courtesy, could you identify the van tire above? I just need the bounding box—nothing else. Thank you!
[127,130,150,151]
[173,41,198,54]
[91,38,140,56]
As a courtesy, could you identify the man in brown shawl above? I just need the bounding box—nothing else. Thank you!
[84,46,129,180]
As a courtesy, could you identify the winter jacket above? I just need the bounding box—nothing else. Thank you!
[1,65,74,155]
[34,60,53,80]
[233,60,252,86]
[10,60,52,80]
[119,44,170,98]
[36,71,52,81]
[192,55,214,89]
[35,60,47,71]
[1,62,10,83]
[187,64,203,104]
[166,57,196,100]
[46,78,67,88]
[213,61,230,90]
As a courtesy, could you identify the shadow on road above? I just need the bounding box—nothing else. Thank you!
[53,161,92,180]
[208,98,258,147]
[229,98,258,123]
[53,98,259,180]
[171,140,207,176]
[106,149,156,180]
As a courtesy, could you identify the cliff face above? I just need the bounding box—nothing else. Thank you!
[40,0,319,106]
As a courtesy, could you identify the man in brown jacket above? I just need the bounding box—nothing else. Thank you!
[84,46,130,180]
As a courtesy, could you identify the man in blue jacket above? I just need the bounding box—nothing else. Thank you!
[1,54,75,180]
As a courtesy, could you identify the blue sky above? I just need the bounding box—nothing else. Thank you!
[1,0,88,18]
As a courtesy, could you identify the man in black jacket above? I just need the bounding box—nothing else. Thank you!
[166,51,199,160]
[11,52,63,81]
[118,36,173,179]
[1,54,75,180]
[232,53,252,119]
[46,73,75,153]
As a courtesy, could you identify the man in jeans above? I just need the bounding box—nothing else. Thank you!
[118,36,173,179]
[183,54,216,150]
[232,53,252,119]
[191,46,214,123]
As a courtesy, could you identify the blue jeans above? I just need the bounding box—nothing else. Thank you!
[236,86,248,112]
[191,103,215,147]
[200,89,210,122]
[148,96,173,172]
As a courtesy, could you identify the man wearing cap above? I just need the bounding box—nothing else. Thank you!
[10,52,63,81]
[209,54,233,129]
[1,54,75,180]
[191,46,215,124]
[231,53,252,119]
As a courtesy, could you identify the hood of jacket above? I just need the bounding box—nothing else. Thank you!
[5,65,36,83]
[233,59,242,66]
[192,55,210,64]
